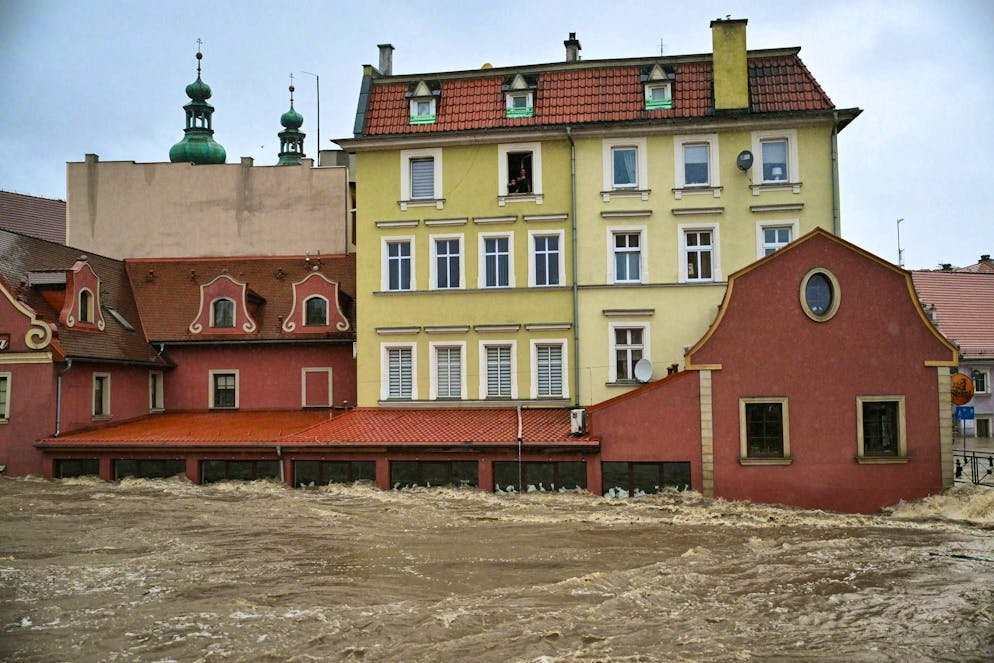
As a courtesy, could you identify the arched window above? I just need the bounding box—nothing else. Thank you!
[211,298,235,328]
[304,296,328,326]
[78,289,94,323]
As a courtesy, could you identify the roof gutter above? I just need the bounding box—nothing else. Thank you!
[566,126,580,407]
[54,358,72,437]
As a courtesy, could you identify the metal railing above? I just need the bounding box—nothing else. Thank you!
[953,449,994,487]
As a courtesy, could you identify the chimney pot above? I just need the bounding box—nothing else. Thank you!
[377,43,394,76]
[564,32,581,63]
[981,254,991,262]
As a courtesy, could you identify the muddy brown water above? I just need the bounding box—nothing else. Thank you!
[2,477,992,662]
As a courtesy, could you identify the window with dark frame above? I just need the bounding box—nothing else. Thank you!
[601,461,691,496]
[304,296,328,326]
[493,461,586,493]
[390,460,478,489]
[212,373,236,408]
[744,402,785,458]
[862,400,900,456]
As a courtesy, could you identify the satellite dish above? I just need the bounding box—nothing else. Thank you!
[633,358,653,383]
[736,150,754,171]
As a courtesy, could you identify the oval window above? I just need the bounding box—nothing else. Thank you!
[799,268,840,321]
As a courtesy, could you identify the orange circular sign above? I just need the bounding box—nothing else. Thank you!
[950,373,975,405]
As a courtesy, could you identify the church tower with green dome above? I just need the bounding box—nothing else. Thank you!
[277,81,306,165]
[169,48,227,165]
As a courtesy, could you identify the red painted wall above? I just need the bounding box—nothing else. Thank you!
[163,343,356,411]
[690,235,954,513]
[59,364,155,434]
[0,363,55,476]
[587,371,703,492]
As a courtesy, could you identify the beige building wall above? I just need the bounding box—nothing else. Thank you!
[67,154,353,258]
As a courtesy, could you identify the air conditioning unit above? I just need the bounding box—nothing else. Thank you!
[570,408,587,435]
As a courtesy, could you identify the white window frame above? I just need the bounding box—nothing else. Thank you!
[149,370,164,412]
[304,295,330,326]
[530,340,568,400]
[479,340,518,400]
[755,220,799,258]
[0,372,10,422]
[738,397,791,462]
[608,322,650,383]
[673,133,720,190]
[429,233,464,291]
[430,341,467,400]
[644,81,672,108]
[410,97,436,121]
[300,367,333,408]
[380,343,418,401]
[208,369,239,409]
[528,230,565,287]
[210,297,236,328]
[856,395,907,459]
[602,137,648,191]
[478,232,515,289]
[497,142,543,196]
[92,372,111,418]
[607,225,647,285]
[381,236,415,292]
[751,129,799,186]
[505,91,534,113]
[400,148,443,205]
[678,223,720,283]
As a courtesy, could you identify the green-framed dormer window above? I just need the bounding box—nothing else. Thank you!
[410,98,436,125]
[505,91,534,118]
[645,82,673,109]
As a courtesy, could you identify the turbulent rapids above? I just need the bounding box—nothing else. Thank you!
[1,477,992,662]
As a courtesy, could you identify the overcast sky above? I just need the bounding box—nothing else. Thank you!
[1,0,991,269]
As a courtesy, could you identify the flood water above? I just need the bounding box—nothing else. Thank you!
[1,477,992,662]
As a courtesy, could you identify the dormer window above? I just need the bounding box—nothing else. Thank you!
[645,82,672,109]
[211,298,235,328]
[642,64,674,110]
[304,296,328,326]
[503,73,536,118]
[78,289,94,323]
[408,80,438,125]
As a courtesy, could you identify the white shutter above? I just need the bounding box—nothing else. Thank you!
[388,348,412,399]
[436,347,461,398]
[537,345,562,397]
[410,158,434,199]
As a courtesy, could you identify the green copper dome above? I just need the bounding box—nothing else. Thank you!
[281,105,303,130]
[169,49,226,165]
[277,83,305,165]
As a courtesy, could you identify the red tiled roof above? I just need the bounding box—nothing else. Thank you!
[362,54,834,136]
[126,255,356,342]
[956,259,994,274]
[284,408,597,447]
[37,411,331,447]
[0,190,66,244]
[912,271,994,358]
[0,228,164,365]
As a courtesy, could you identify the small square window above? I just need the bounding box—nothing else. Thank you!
[409,98,436,124]
[645,83,672,109]
[505,92,534,118]
[763,227,792,255]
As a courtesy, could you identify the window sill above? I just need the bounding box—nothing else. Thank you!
[498,193,543,206]
[210,407,238,411]
[149,408,164,414]
[673,186,722,200]
[856,455,910,465]
[739,457,793,466]
[399,198,445,211]
[92,415,112,421]
[601,189,650,202]
[606,381,640,388]
[751,181,802,196]
[0,419,8,425]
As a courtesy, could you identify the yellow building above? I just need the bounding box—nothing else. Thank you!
[337,19,859,407]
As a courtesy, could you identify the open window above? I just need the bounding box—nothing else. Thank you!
[498,142,542,202]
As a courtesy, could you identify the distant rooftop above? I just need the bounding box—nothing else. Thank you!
[0,190,66,244]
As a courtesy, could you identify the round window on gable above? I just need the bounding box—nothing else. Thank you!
[799,268,841,321]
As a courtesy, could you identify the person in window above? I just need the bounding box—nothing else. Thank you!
[508,165,530,194]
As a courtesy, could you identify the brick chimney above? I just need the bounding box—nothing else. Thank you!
[377,43,394,76]
[564,32,581,63]
[710,18,749,111]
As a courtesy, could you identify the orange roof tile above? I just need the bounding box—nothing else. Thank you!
[125,255,356,342]
[284,408,597,447]
[37,411,330,447]
[912,271,994,358]
[361,54,835,136]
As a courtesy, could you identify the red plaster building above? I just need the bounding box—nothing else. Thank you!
[588,229,958,513]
